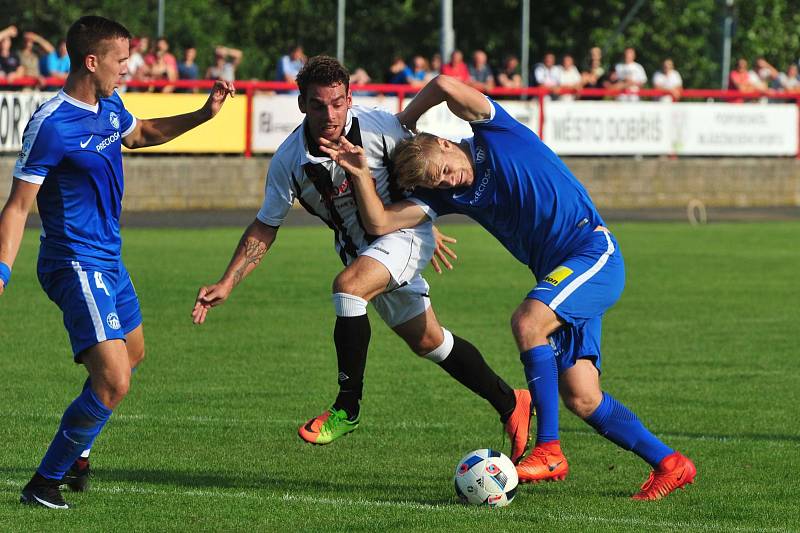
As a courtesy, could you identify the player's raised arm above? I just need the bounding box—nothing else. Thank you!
[123,80,235,149]
[396,75,492,131]
[0,179,40,296]
[191,218,277,324]
[318,136,429,236]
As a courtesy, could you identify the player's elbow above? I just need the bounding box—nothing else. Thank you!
[363,222,393,236]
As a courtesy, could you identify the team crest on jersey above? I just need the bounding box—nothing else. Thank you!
[17,138,31,162]
[106,312,121,330]
[475,145,486,164]
[109,112,120,130]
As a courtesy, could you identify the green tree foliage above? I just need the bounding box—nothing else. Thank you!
[4,0,799,87]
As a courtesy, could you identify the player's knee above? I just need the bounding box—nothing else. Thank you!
[102,373,131,407]
[412,327,446,356]
[562,391,602,419]
[129,345,145,369]
[332,270,362,297]
[510,309,546,346]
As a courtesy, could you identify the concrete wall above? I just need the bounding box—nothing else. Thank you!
[2,155,799,211]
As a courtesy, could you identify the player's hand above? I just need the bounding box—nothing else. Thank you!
[430,226,457,274]
[204,80,235,118]
[318,136,371,181]
[191,281,232,324]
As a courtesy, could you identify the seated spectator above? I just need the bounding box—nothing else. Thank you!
[614,47,647,101]
[652,58,683,101]
[19,31,53,80]
[126,36,150,88]
[755,57,778,88]
[532,52,561,91]
[0,26,24,83]
[580,46,607,100]
[496,54,522,89]
[147,37,178,92]
[409,55,431,86]
[441,49,470,82]
[558,54,582,100]
[206,45,242,82]
[276,44,305,83]
[44,39,70,79]
[729,58,758,92]
[775,64,800,93]
[386,56,414,84]
[177,44,199,93]
[430,53,442,76]
[468,49,494,91]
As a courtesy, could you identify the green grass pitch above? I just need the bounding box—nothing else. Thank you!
[0,221,798,532]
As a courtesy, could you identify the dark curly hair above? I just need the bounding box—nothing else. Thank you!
[296,55,350,100]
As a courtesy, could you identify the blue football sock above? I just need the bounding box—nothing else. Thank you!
[520,345,560,444]
[37,386,112,479]
[586,392,673,468]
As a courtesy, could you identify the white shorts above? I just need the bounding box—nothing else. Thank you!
[358,223,435,327]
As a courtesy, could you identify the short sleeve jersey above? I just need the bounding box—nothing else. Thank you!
[14,90,137,265]
[410,98,604,278]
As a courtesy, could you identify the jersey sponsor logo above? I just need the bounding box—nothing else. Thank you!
[543,265,573,286]
[471,169,493,204]
[475,145,486,164]
[96,131,120,152]
[106,312,121,330]
[109,111,120,130]
[79,135,94,148]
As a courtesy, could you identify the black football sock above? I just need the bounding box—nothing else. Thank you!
[438,335,516,421]
[332,314,370,420]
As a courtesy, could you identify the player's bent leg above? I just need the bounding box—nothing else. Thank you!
[560,360,696,500]
[392,307,525,462]
[512,298,568,482]
[298,257,392,445]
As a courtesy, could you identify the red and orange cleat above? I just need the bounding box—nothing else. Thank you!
[632,451,696,501]
[504,389,533,464]
[516,440,568,483]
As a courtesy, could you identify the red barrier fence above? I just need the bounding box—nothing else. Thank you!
[3,78,800,158]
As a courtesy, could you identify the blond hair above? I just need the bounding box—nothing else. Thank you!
[392,132,441,190]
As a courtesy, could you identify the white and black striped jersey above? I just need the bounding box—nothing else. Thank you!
[257,105,428,264]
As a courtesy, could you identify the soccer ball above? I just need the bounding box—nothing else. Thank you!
[453,449,518,507]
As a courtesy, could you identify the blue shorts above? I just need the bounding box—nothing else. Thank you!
[38,259,143,359]
[527,229,625,374]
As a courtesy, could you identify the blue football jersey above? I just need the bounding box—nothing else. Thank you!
[14,90,136,265]
[411,98,604,278]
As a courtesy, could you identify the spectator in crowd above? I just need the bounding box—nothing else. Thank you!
[19,31,54,80]
[386,55,414,84]
[729,58,758,92]
[430,52,442,75]
[532,52,560,91]
[614,47,647,101]
[276,44,305,83]
[44,39,70,79]
[206,45,242,83]
[147,37,178,92]
[558,54,582,100]
[581,46,607,99]
[652,58,683,101]
[349,66,374,96]
[126,36,149,87]
[0,26,24,82]
[496,54,522,89]
[410,55,432,86]
[755,57,778,88]
[468,49,494,91]
[177,44,199,93]
[442,49,470,82]
[775,64,800,93]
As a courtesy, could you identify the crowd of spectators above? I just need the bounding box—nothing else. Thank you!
[2,23,800,101]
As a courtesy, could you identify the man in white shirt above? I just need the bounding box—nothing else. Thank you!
[614,47,647,101]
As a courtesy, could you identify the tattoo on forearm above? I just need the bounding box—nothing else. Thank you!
[232,236,267,286]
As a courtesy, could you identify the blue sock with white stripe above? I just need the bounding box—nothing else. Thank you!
[37,386,112,480]
[520,345,560,444]
[586,392,673,467]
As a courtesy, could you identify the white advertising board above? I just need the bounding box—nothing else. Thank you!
[543,101,672,155]
[0,91,58,151]
[671,102,797,156]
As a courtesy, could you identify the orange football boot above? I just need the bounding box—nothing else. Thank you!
[632,451,696,501]
[504,389,532,464]
[516,440,569,483]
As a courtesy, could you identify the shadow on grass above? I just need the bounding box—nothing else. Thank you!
[562,426,800,443]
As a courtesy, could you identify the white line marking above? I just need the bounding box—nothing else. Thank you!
[1,480,790,532]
